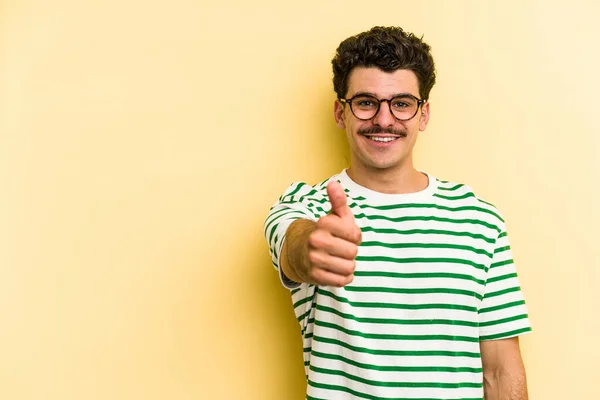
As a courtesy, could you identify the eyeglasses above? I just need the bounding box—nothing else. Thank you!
[339,94,426,121]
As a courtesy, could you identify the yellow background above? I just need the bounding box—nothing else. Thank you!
[2,1,599,399]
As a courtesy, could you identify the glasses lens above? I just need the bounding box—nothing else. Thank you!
[351,95,379,120]
[390,96,419,120]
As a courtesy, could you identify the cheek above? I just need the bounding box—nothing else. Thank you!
[349,120,371,135]
[345,121,359,137]
[406,120,421,134]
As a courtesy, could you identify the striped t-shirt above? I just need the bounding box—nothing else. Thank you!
[264,169,531,400]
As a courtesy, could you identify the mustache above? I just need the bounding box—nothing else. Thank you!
[358,127,407,136]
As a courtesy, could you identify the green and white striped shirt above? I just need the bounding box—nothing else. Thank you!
[264,170,531,400]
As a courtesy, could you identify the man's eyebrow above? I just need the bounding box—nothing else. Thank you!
[391,92,419,98]
[349,91,377,98]
[348,91,418,99]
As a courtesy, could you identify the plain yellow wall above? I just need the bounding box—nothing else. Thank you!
[2,1,599,399]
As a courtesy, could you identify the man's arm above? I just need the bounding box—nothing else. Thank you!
[280,219,316,284]
[480,337,529,400]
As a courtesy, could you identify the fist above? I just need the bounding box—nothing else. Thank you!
[306,181,362,287]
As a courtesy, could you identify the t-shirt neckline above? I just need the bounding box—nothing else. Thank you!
[336,168,437,205]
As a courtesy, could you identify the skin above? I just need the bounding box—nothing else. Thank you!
[280,66,529,399]
[333,67,430,195]
[480,337,529,399]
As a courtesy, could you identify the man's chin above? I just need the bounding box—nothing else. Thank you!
[363,160,405,171]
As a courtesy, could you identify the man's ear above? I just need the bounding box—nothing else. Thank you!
[419,101,430,131]
[334,100,346,129]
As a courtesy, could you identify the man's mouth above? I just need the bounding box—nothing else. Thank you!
[358,128,407,144]
[364,135,401,143]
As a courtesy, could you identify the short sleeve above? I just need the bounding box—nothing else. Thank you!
[263,181,326,289]
[478,229,532,340]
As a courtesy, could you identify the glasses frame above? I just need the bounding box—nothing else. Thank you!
[339,94,426,121]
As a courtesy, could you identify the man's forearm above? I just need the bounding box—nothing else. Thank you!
[280,219,317,284]
[483,369,528,400]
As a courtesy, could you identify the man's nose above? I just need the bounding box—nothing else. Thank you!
[372,100,396,127]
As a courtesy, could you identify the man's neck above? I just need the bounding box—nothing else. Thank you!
[346,164,429,195]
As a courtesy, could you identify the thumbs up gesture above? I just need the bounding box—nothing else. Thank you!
[305,181,362,287]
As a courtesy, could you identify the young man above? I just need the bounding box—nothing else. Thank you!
[264,26,531,400]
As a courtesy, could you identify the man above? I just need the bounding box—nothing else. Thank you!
[264,26,531,400]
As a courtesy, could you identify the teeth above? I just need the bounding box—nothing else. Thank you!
[368,136,397,143]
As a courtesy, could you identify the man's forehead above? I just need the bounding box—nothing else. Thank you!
[347,67,420,97]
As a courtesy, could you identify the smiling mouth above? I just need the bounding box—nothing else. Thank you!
[363,135,404,143]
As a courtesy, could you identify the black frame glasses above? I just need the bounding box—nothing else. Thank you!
[339,94,426,121]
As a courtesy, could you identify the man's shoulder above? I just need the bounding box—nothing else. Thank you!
[277,174,338,203]
[434,177,506,224]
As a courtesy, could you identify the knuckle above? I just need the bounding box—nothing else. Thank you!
[353,229,362,244]
[307,232,321,248]
[349,260,356,274]
[331,275,346,288]
[342,260,355,275]
[334,273,353,287]
[342,222,361,242]
[316,216,331,230]
[348,244,359,259]
[315,271,331,287]
[310,230,331,250]
[308,267,320,282]
[307,250,321,266]
[344,274,355,285]
[319,215,342,233]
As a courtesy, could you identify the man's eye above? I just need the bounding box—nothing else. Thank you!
[392,101,409,108]
[358,100,375,107]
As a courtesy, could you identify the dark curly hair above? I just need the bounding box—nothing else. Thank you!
[332,26,436,100]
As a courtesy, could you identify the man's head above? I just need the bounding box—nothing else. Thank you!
[331,26,436,176]
[332,26,436,101]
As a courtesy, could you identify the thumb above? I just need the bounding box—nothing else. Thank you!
[327,181,351,218]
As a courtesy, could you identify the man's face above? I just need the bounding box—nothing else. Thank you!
[334,67,430,173]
